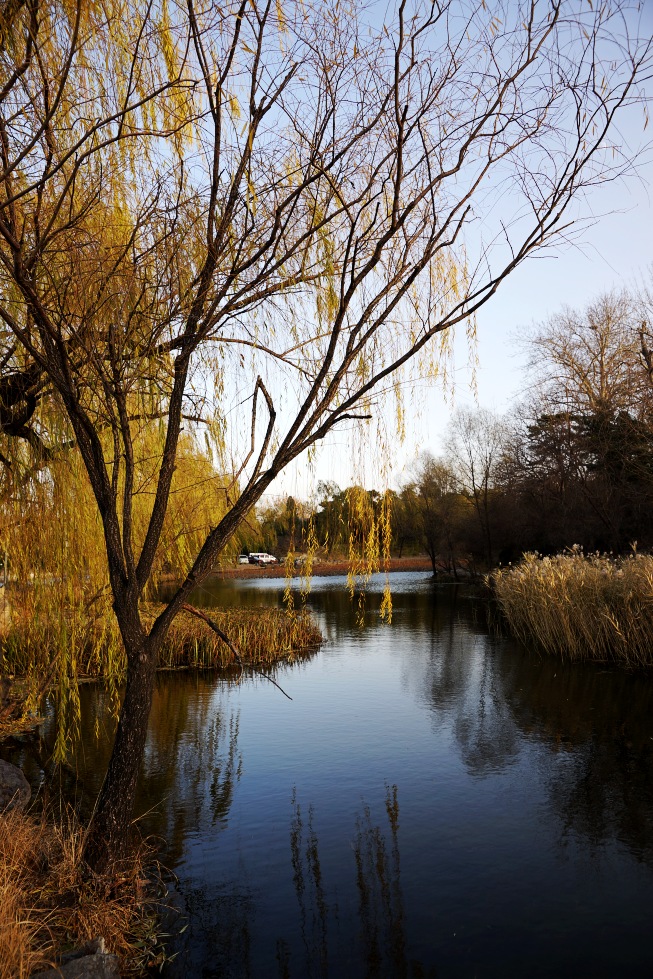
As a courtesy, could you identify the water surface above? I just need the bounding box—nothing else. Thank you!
[12,573,653,977]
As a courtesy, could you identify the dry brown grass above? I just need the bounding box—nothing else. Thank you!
[0,808,164,978]
[492,550,653,667]
[156,605,322,669]
[0,602,321,753]
[1,602,322,678]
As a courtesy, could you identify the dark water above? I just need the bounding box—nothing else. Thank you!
[9,572,653,977]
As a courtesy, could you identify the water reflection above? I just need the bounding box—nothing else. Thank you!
[4,673,243,869]
[410,595,653,864]
[4,574,653,975]
[506,662,653,865]
[285,786,436,979]
[352,786,411,979]
[289,790,329,978]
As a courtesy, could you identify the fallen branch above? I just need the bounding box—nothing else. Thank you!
[180,603,293,700]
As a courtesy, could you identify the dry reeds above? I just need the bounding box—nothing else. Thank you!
[0,807,164,978]
[1,601,321,752]
[492,549,653,667]
[156,605,322,669]
[0,602,322,678]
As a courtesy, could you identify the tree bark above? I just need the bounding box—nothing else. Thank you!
[83,642,158,871]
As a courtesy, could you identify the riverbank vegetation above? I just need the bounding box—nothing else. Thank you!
[0,0,649,871]
[0,808,163,978]
[0,598,321,756]
[1,600,321,677]
[492,551,653,668]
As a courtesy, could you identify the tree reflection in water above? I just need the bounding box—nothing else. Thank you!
[286,785,435,979]
[505,662,653,866]
[11,673,244,868]
[413,591,653,867]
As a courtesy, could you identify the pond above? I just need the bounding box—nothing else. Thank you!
[10,572,653,977]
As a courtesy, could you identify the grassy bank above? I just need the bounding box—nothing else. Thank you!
[0,808,164,978]
[0,601,321,750]
[0,601,321,682]
[492,551,653,667]
[155,605,322,669]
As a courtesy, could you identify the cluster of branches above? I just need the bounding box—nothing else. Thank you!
[393,285,653,570]
[0,0,650,867]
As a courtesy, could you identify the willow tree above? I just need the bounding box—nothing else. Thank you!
[0,0,649,867]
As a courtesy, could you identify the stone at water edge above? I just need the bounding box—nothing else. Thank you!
[31,954,120,979]
[0,757,30,811]
[32,939,120,979]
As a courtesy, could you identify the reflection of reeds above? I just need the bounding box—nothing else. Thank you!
[290,788,329,978]
[0,808,163,978]
[288,785,425,979]
[354,783,407,978]
[209,713,242,826]
[493,551,653,666]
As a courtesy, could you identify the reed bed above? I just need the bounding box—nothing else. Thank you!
[0,808,164,978]
[154,605,323,670]
[0,601,322,679]
[492,550,653,667]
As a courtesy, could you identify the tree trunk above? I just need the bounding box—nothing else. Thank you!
[425,540,438,576]
[83,643,158,871]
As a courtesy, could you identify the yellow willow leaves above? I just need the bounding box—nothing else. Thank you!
[0,423,229,753]
[344,486,393,625]
[394,378,406,443]
[298,516,319,597]
[228,93,242,120]
[159,0,178,82]
[157,0,196,152]
[276,0,287,34]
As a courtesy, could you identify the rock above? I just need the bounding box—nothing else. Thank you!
[32,938,121,979]
[0,757,30,811]
[31,953,120,979]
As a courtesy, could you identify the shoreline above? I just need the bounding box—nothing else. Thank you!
[210,556,435,580]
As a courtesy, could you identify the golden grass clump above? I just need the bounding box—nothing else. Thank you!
[1,600,321,753]
[0,807,163,978]
[492,549,653,667]
[154,605,322,670]
[1,603,322,678]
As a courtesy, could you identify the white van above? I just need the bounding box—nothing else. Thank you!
[248,552,278,565]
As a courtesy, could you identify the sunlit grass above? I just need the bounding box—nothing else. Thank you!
[0,602,322,678]
[492,550,653,667]
[154,605,323,669]
[0,808,163,978]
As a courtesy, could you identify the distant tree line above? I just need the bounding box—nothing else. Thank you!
[401,287,653,570]
[256,286,653,572]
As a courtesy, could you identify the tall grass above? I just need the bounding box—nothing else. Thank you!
[0,808,163,978]
[492,550,653,667]
[155,605,322,669]
[0,602,321,678]
[1,601,321,752]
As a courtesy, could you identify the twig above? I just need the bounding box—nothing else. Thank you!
[180,603,292,700]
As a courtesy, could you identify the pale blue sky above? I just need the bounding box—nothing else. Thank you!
[263,1,653,501]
